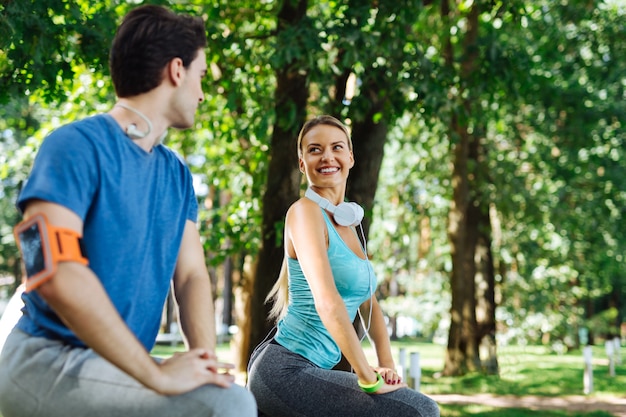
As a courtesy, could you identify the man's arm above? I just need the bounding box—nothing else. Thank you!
[172,220,216,350]
[24,201,232,394]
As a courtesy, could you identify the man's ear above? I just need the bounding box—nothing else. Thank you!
[167,57,185,86]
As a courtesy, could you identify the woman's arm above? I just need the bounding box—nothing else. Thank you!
[361,296,402,385]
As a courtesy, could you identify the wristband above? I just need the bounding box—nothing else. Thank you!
[357,371,384,393]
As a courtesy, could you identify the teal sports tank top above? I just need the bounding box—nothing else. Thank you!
[274,209,377,369]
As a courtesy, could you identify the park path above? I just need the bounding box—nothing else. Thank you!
[430,394,626,416]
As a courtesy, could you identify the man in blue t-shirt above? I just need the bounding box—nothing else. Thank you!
[0,5,256,417]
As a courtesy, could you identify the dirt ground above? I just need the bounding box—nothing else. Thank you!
[430,394,626,417]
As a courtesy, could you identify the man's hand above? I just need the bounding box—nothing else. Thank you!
[151,348,235,395]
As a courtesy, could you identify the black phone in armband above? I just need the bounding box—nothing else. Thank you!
[14,213,88,291]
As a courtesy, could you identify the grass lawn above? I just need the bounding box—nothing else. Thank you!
[398,341,625,398]
[152,338,625,417]
[435,405,615,417]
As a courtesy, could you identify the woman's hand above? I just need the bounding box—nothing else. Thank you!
[362,367,406,395]
[375,366,402,385]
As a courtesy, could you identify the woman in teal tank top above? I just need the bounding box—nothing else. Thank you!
[247,115,439,417]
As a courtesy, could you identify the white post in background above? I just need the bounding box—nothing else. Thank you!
[605,339,616,377]
[583,345,593,394]
[410,352,421,392]
[397,348,407,383]
[613,336,621,365]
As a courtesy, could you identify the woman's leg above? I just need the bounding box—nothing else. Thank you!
[248,342,439,417]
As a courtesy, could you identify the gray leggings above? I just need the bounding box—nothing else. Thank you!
[0,329,256,417]
[247,340,439,417]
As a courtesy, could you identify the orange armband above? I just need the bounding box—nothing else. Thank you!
[14,212,88,292]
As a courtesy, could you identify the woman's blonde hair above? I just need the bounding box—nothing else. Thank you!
[266,115,352,322]
[266,258,289,322]
[296,115,352,158]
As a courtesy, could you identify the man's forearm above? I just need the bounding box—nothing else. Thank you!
[38,263,163,389]
[175,274,216,350]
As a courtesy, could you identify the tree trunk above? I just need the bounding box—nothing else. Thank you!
[442,1,482,376]
[475,219,499,374]
[472,121,499,372]
[242,0,310,370]
[468,119,499,374]
[222,255,234,331]
[444,122,479,376]
[348,112,388,237]
[388,273,399,340]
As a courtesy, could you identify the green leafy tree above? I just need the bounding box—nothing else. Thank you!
[0,0,118,103]
[493,0,626,346]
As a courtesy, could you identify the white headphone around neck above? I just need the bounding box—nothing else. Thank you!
[116,103,153,139]
[305,188,364,227]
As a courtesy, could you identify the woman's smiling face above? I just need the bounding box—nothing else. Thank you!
[299,124,354,188]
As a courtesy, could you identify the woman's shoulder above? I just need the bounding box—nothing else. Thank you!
[287,197,323,219]
[286,197,330,240]
[286,197,330,257]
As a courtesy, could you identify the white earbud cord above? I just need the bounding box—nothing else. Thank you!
[115,103,153,138]
[114,103,168,143]
[355,223,373,343]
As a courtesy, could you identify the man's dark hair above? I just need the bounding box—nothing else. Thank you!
[110,5,207,97]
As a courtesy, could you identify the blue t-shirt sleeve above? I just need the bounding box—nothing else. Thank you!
[187,191,198,222]
[18,124,98,219]
[168,147,198,223]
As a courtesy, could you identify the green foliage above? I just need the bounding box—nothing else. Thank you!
[371,116,453,337]
[586,308,621,338]
[185,1,280,265]
[0,0,118,103]
[361,0,626,348]
[485,0,626,344]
